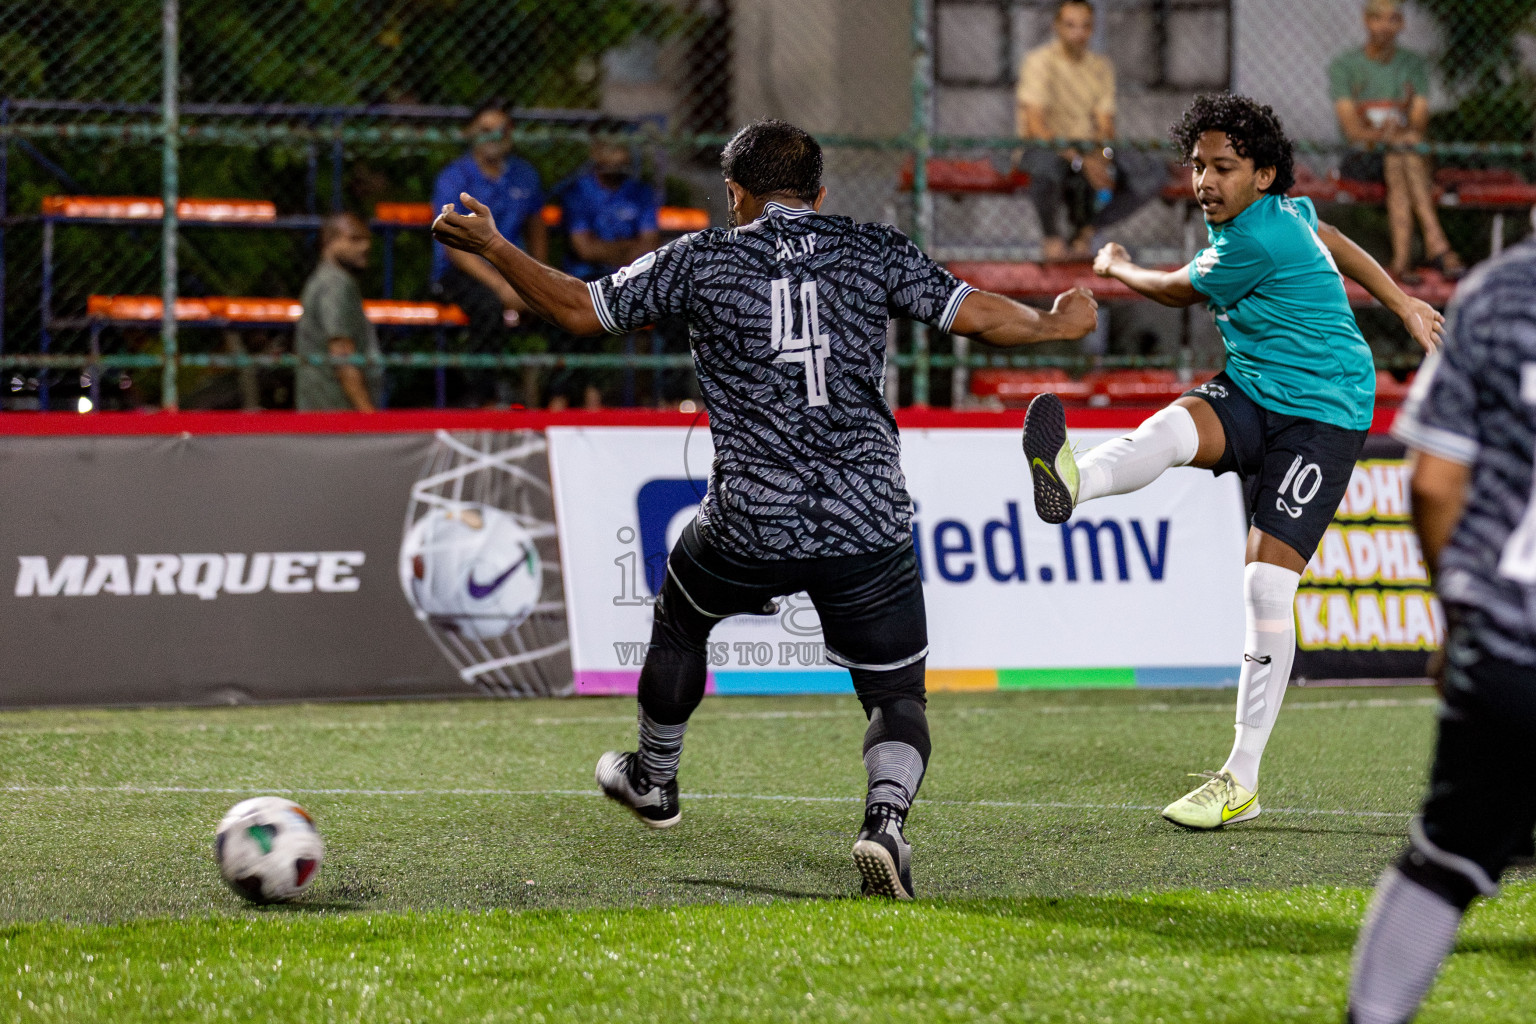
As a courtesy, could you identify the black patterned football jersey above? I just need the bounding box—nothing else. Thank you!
[589,201,972,560]
[1394,239,1536,664]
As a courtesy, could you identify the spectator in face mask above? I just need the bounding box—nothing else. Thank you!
[550,139,662,408]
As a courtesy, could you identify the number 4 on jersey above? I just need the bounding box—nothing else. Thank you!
[771,278,831,407]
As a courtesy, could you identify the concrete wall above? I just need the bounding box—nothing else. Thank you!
[732,0,912,136]
[932,2,1225,139]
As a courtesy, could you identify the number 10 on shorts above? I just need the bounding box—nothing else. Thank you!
[1276,455,1323,519]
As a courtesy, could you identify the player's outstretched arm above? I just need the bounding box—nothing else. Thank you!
[947,288,1098,346]
[1093,242,1205,307]
[1318,222,1444,353]
[433,192,604,336]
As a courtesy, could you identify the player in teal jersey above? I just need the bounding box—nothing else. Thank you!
[1021,93,1444,829]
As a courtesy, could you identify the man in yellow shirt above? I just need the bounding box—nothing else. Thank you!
[1016,0,1163,260]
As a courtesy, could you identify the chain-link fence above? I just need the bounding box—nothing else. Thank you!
[4,0,1536,411]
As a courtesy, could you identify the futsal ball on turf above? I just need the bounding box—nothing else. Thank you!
[398,502,543,640]
[214,797,325,904]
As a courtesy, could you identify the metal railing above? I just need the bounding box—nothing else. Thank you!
[4,0,1535,411]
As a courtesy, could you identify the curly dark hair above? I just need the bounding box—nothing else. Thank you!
[721,119,823,201]
[1169,93,1295,195]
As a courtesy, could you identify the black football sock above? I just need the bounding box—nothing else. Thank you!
[637,708,687,785]
[862,698,930,814]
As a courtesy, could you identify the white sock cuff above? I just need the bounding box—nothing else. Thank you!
[1138,404,1200,467]
[1245,561,1301,625]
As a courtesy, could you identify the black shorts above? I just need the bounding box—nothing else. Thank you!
[1184,371,1368,561]
[1417,623,1536,889]
[1339,152,1386,184]
[665,519,928,709]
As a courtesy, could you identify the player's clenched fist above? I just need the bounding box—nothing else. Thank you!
[1092,242,1131,278]
[1050,286,1099,340]
[431,192,501,256]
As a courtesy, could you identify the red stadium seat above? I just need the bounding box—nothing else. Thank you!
[1375,370,1414,407]
[1435,167,1522,189]
[1334,178,1388,204]
[1285,164,1344,203]
[899,157,1023,194]
[949,260,1148,302]
[1084,369,1211,407]
[1452,181,1536,207]
[970,367,1093,407]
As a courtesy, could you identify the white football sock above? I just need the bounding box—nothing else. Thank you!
[1220,561,1301,792]
[1076,404,1200,504]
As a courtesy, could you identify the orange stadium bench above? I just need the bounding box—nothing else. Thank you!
[373,202,710,233]
[42,196,278,222]
[43,196,711,234]
[86,295,468,326]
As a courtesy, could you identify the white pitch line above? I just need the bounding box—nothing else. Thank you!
[0,696,1438,736]
[0,784,1413,820]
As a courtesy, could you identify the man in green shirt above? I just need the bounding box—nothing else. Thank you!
[1329,0,1463,282]
[295,212,383,412]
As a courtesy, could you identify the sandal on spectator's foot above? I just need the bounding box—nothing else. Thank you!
[1428,250,1466,281]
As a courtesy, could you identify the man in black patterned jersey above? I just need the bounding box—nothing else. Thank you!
[433,119,1098,899]
[1346,239,1536,1024]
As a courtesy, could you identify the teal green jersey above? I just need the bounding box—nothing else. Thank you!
[1187,193,1375,431]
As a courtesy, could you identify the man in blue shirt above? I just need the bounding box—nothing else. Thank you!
[563,140,660,281]
[1022,93,1444,830]
[549,140,663,408]
[431,101,547,405]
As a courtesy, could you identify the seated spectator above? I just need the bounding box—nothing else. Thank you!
[564,140,661,279]
[552,140,661,409]
[1015,0,1164,261]
[295,212,383,412]
[1330,0,1464,281]
[431,100,547,405]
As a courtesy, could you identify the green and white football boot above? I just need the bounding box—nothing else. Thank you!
[1022,393,1079,524]
[1161,770,1260,830]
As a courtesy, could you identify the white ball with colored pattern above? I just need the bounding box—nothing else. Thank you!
[214,797,325,904]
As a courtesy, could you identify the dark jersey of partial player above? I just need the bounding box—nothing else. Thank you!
[1393,239,1536,665]
[588,201,972,560]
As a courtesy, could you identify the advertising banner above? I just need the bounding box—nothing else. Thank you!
[1292,435,1440,681]
[1,418,1436,709]
[0,430,569,707]
[548,426,1250,695]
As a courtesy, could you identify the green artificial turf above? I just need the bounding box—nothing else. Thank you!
[2,687,1533,1021]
